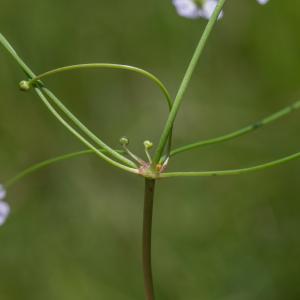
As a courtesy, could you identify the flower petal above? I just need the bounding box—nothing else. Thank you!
[173,0,223,20]
[0,201,10,226]
[201,0,223,20]
[173,0,269,20]
[173,0,200,19]
[257,0,269,4]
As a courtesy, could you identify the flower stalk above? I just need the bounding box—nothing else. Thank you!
[143,179,156,300]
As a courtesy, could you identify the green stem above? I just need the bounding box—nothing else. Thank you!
[42,87,136,168]
[153,0,226,164]
[0,33,35,78]
[0,33,175,165]
[4,149,124,188]
[143,179,156,300]
[170,99,300,157]
[29,64,173,163]
[35,88,138,174]
[0,33,136,168]
[0,34,147,169]
[160,151,300,178]
[28,64,173,110]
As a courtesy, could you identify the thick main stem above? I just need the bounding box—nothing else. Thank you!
[143,179,156,300]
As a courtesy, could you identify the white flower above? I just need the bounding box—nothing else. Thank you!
[172,0,200,19]
[0,185,10,226]
[173,0,269,19]
[173,0,223,20]
[257,0,269,4]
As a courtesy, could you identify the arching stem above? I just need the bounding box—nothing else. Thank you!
[143,179,156,300]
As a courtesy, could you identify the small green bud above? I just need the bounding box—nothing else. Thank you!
[144,140,153,149]
[120,136,129,146]
[19,80,31,91]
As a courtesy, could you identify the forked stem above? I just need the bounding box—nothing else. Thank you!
[143,179,156,300]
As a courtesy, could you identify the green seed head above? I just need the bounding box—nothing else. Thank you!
[19,80,31,91]
[120,136,129,146]
[144,140,153,149]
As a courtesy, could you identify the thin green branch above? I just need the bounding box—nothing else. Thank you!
[160,151,300,178]
[28,64,173,162]
[171,99,300,156]
[28,64,173,110]
[153,0,226,164]
[35,88,138,174]
[0,33,35,78]
[4,149,124,188]
[0,33,136,168]
[41,87,136,168]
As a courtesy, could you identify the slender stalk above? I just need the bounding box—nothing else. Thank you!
[0,33,35,78]
[29,64,173,161]
[160,150,300,178]
[28,64,173,110]
[35,88,138,174]
[143,179,156,300]
[170,99,300,157]
[153,0,226,164]
[0,33,176,165]
[4,149,124,188]
[42,87,136,168]
[0,33,137,168]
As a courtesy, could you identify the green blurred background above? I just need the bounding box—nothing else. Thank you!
[1,0,300,299]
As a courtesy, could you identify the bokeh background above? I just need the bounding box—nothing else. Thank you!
[1,1,300,299]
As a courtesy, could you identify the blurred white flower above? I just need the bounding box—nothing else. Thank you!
[0,185,10,226]
[173,0,223,20]
[173,0,269,19]
[257,0,269,4]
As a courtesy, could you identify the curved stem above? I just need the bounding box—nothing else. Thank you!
[28,64,173,110]
[4,149,124,188]
[160,151,300,178]
[35,88,138,174]
[42,87,136,168]
[143,179,156,300]
[153,0,226,164]
[30,64,174,161]
[171,99,300,157]
[0,33,137,168]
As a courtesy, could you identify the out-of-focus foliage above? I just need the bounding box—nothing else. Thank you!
[1,0,300,299]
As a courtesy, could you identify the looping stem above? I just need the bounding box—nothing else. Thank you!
[27,63,173,110]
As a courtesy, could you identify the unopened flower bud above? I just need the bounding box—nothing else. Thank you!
[19,80,31,91]
[144,140,153,149]
[120,136,129,146]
